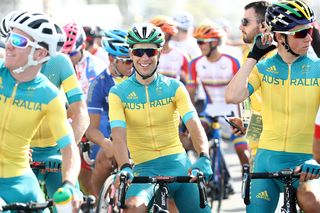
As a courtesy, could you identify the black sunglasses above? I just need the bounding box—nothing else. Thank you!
[131,48,159,57]
[241,18,262,27]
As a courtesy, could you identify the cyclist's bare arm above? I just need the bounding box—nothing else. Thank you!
[68,100,90,143]
[313,138,320,163]
[111,127,131,167]
[85,113,113,158]
[225,58,256,104]
[185,117,209,155]
[60,143,81,185]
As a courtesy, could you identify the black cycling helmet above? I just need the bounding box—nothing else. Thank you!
[266,0,315,32]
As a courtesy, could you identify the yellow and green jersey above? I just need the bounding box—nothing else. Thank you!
[31,53,83,148]
[0,62,73,177]
[248,53,320,154]
[109,73,196,164]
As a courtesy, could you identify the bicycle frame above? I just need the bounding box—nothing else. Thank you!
[242,164,300,213]
[117,174,208,212]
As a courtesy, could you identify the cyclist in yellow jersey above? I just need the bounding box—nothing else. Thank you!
[109,23,212,212]
[226,1,320,212]
[0,11,82,210]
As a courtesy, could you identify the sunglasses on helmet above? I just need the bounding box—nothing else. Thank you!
[276,27,313,39]
[131,48,159,57]
[7,33,43,49]
[116,57,133,65]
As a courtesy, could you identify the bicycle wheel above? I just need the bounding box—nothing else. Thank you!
[96,174,121,213]
[208,139,225,213]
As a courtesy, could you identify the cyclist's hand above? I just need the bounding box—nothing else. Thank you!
[115,163,133,187]
[247,33,276,62]
[229,117,247,136]
[295,159,320,182]
[189,155,213,181]
[45,155,62,173]
[60,181,83,213]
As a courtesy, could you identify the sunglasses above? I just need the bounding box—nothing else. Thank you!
[241,18,262,27]
[131,48,159,57]
[116,57,133,65]
[276,27,313,39]
[196,38,218,45]
[7,33,43,49]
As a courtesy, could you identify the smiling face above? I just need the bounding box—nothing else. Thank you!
[130,43,160,82]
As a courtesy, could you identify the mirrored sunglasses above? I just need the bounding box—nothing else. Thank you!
[7,33,42,49]
[116,57,133,65]
[277,27,313,39]
[131,48,159,57]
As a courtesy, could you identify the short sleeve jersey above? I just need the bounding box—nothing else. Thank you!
[31,53,84,147]
[248,53,320,153]
[108,73,196,164]
[0,63,73,177]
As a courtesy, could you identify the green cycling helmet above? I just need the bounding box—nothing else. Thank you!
[126,23,165,48]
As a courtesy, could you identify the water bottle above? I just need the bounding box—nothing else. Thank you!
[53,187,73,213]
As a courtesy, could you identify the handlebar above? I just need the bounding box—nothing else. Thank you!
[241,164,300,205]
[117,173,208,209]
[0,200,54,212]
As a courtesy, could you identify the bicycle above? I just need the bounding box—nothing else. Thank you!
[116,172,208,212]
[96,161,119,213]
[242,164,301,213]
[202,113,242,212]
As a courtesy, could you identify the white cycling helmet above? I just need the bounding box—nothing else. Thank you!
[0,10,19,38]
[173,12,194,31]
[6,11,66,73]
[7,11,66,56]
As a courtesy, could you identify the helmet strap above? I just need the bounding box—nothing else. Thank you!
[111,61,124,77]
[282,35,299,57]
[206,42,217,58]
[13,46,50,74]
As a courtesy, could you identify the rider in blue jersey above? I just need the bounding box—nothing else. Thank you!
[85,29,133,197]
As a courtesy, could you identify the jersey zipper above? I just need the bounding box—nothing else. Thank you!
[144,85,158,151]
[283,64,291,151]
[0,82,19,177]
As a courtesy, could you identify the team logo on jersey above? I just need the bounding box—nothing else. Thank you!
[301,64,311,74]
[266,65,278,74]
[156,87,163,96]
[127,91,138,99]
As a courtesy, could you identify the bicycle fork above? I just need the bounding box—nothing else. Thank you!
[281,177,297,213]
[153,183,169,213]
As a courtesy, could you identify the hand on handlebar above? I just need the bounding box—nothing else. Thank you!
[189,155,213,181]
[59,181,83,213]
[45,155,62,172]
[294,159,320,182]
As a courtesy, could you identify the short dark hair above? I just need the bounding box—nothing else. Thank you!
[244,1,271,22]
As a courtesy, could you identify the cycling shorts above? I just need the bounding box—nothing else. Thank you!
[247,149,320,213]
[126,153,211,213]
[0,170,48,212]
